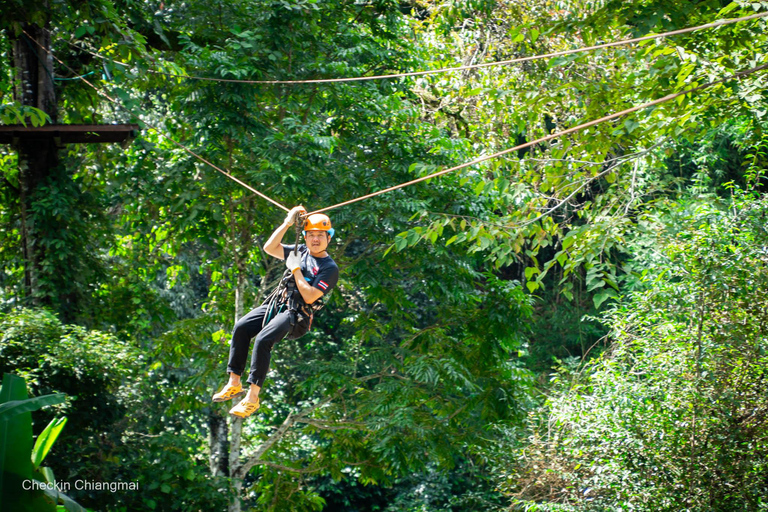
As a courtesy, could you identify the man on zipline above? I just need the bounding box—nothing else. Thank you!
[212,206,339,418]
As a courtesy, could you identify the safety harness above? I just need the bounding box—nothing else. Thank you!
[260,212,324,339]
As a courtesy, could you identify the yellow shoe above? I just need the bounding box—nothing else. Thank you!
[229,397,260,418]
[212,384,244,402]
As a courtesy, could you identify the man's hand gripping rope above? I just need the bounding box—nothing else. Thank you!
[284,206,306,273]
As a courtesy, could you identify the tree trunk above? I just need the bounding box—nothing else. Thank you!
[228,247,247,512]
[208,411,230,477]
[12,23,58,303]
[235,265,246,324]
[228,417,244,512]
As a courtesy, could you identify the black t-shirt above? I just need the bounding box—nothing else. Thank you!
[282,244,339,298]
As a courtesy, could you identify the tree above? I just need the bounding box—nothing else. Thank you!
[505,183,768,511]
[403,0,768,299]
[95,0,540,509]
[0,0,155,320]
[3,0,767,510]
[0,308,230,511]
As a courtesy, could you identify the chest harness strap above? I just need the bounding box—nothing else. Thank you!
[260,213,324,334]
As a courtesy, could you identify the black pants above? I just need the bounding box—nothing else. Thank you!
[226,304,293,387]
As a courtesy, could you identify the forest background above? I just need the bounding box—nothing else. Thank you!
[1,0,768,510]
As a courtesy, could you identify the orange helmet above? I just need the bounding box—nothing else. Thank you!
[303,213,334,237]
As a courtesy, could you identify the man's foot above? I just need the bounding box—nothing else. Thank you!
[212,383,245,402]
[229,397,260,418]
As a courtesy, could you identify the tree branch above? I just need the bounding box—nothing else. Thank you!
[234,388,345,479]
[235,411,297,479]
[234,365,416,479]
[295,417,365,430]
[251,460,325,474]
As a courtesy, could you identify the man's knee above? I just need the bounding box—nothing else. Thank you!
[233,316,249,333]
[233,318,260,343]
[254,335,275,355]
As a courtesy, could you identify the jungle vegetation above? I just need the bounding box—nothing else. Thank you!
[1,0,767,510]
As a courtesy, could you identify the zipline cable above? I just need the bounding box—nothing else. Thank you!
[306,61,768,215]
[66,12,768,85]
[162,137,290,212]
[24,31,291,213]
[29,30,768,218]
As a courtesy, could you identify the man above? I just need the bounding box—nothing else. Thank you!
[212,206,339,418]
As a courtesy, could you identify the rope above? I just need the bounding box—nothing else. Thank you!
[161,137,290,212]
[307,62,768,215]
[24,30,290,213]
[66,12,767,85]
[54,71,96,81]
[293,212,302,256]
[28,28,768,219]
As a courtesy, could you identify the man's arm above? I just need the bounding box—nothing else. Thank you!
[263,206,306,259]
[284,258,338,305]
[290,269,324,304]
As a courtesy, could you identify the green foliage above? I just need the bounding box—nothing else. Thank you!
[25,166,111,322]
[0,309,229,511]
[409,0,768,298]
[506,187,768,511]
[0,103,49,126]
[90,3,543,508]
[0,393,65,420]
[316,459,506,512]
[0,372,83,512]
[31,416,67,471]
[3,0,768,509]
[0,0,158,322]
[525,285,607,374]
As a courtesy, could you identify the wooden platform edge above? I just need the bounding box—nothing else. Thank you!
[0,124,140,144]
